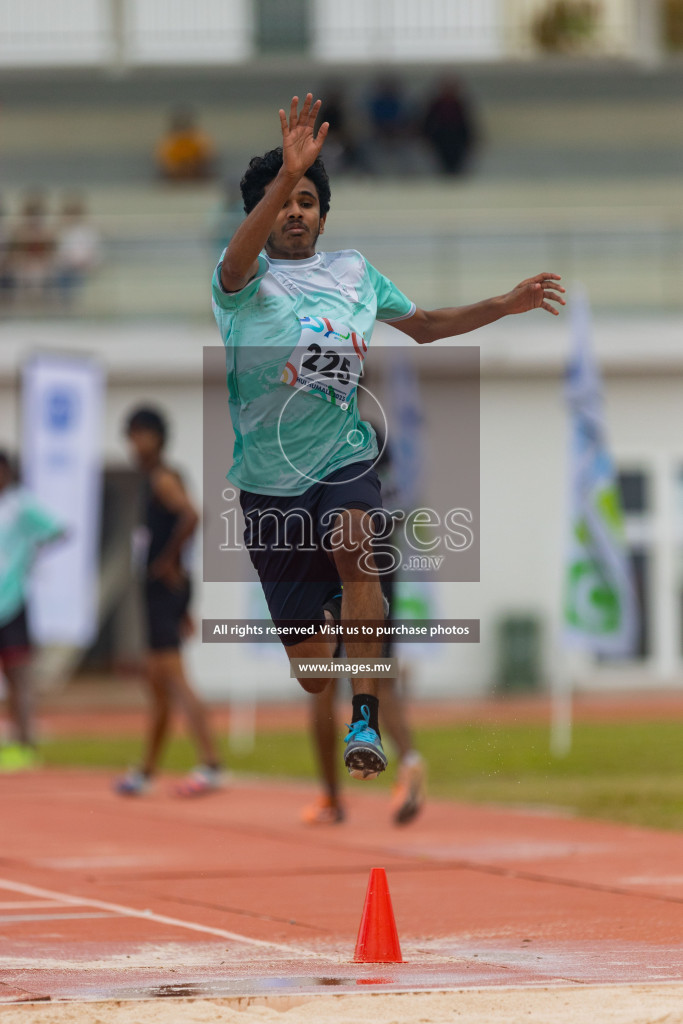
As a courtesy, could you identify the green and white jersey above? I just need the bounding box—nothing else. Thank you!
[0,487,63,626]
[211,249,415,496]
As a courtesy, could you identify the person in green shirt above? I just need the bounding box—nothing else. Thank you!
[0,450,64,770]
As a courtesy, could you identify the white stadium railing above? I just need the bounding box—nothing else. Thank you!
[313,0,505,62]
[0,0,668,68]
[0,0,254,68]
[1,212,682,320]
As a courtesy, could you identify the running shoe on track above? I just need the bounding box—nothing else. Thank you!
[391,753,426,825]
[114,769,152,796]
[344,706,387,780]
[174,764,226,797]
[300,794,346,825]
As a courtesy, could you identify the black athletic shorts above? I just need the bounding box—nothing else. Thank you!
[240,459,385,647]
[144,577,191,651]
[0,606,31,663]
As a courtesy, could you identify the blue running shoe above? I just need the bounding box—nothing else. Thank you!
[114,769,152,797]
[344,705,388,780]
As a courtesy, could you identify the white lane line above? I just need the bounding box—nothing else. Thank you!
[0,901,74,910]
[0,879,326,959]
[0,912,117,924]
[622,876,683,885]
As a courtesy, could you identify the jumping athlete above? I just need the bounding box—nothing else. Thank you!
[211,94,565,783]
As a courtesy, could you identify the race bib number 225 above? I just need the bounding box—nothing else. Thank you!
[280,316,367,411]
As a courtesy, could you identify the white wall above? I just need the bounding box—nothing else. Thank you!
[0,0,111,66]
[313,0,503,62]
[0,0,645,68]
[127,0,253,65]
[312,0,640,62]
[0,0,253,68]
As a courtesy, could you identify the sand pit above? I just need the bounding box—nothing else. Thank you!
[4,986,683,1024]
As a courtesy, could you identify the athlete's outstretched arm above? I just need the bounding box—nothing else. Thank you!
[393,272,566,345]
[219,94,329,293]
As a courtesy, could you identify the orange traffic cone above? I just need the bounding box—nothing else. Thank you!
[353,867,403,963]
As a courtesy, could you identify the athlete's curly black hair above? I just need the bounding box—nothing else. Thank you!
[240,147,331,218]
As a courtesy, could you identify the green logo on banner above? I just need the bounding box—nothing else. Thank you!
[565,483,626,637]
[565,559,621,634]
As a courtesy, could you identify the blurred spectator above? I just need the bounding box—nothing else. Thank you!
[8,192,55,302]
[320,84,368,174]
[366,76,425,175]
[156,107,217,182]
[421,77,479,176]
[54,196,102,307]
[367,76,411,143]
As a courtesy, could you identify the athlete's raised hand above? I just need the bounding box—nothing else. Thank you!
[279,93,329,179]
[504,273,566,316]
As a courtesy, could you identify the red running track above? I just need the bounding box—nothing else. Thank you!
[36,690,683,738]
[2,769,683,1003]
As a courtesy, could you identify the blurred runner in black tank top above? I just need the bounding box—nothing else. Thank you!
[114,406,224,798]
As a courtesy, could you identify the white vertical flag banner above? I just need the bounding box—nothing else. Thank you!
[383,349,440,654]
[21,354,105,647]
[385,348,424,512]
[563,287,639,657]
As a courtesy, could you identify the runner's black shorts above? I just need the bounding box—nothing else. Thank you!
[240,459,386,647]
[0,606,31,665]
[144,577,191,651]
